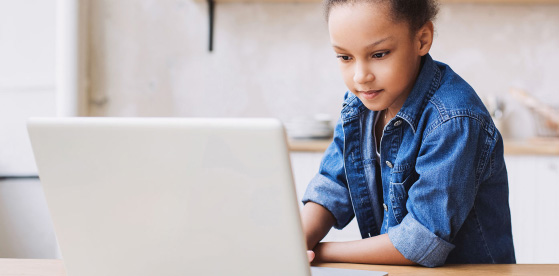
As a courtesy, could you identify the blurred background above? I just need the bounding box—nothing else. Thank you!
[0,0,558,264]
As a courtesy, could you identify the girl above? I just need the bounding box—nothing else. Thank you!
[301,0,515,267]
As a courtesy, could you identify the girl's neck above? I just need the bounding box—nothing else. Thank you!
[384,108,396,120]
[382,106,400,125]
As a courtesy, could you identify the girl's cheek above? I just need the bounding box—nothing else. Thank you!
[341,68,353,80]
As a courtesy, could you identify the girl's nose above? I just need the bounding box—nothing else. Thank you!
[353,62,375,84]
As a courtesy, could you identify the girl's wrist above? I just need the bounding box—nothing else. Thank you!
[313,242,336,263]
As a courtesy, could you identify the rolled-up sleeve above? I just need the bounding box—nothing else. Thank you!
[388,214,455,267]
[302,118,354,229]
[388,116,495,267]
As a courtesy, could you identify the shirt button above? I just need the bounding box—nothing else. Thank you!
[394,120,402,127]
[385,160,393,168]
[383,203,388,211]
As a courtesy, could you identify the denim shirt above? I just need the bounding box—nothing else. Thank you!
[302,54,515,267]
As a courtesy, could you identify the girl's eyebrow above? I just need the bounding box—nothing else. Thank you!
[332,36,393,51]
[365,36,393,49]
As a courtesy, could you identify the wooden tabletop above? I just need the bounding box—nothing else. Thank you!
[1,259,558,276]
[0,259,65,276]
[316,263,559,275]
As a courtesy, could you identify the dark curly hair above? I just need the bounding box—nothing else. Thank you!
[324,0,439,33]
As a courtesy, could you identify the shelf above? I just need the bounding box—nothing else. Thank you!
[194,0,558,51]
[288,138,559,155]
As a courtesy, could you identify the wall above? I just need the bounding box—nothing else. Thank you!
[88,1,344,124]
[88,1,559,140]
[432,4,559,138]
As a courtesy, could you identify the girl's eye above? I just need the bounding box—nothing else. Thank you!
[336,55,352,61]
[372,51,390,58]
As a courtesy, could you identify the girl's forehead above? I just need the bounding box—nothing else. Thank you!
[328,1,393,23]
[328,2,409,48]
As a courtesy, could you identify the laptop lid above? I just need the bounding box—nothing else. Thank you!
[28,117,310,276]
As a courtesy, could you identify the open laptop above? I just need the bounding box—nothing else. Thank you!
[27,117,387,276]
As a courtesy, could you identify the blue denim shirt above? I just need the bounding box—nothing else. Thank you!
[302,54,515,267]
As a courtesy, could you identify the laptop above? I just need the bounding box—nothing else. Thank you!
[27,117,387,276]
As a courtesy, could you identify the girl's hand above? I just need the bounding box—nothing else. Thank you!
[307,250,315,263]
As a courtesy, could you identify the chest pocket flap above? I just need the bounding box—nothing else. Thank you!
[389,166,417,224]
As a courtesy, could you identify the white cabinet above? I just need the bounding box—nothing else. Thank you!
[506,156,559,264]
[290,152,362,242]
[0,0,57,175]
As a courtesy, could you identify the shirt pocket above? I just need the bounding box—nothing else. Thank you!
[389,171,417,224]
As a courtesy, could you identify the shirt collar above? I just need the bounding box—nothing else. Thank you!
[396,53,442,133]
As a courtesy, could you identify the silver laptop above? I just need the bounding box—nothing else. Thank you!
[27,117,386,276]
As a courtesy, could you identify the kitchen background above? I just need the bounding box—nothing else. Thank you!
[1,0,558,263]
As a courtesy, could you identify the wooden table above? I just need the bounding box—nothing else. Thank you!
[0,259,65,276]
[316,262,559,275]
[1,259,558,275]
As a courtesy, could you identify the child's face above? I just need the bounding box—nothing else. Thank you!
[328,2,425,112]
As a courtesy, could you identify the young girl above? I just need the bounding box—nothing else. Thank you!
[301,0,515,267]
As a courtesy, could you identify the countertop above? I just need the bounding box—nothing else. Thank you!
[288,137,559,155]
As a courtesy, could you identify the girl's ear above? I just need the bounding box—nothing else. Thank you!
[416,21,434,56]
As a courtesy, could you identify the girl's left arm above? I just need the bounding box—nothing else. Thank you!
[312,234,415,265]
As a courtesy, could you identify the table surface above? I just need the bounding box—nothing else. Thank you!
[315,263,559,275]
[1,259,558,276]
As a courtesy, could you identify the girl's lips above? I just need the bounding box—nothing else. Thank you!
[359,89,383,100]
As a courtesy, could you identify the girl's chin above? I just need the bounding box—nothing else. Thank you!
[361,102,386,112]
[357,97,386,111]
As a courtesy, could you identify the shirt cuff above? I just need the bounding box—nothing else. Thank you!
[301,173,354,229]
[388,215,455,267]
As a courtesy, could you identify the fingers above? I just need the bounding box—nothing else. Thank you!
[307,250,315,263]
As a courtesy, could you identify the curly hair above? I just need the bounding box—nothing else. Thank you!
[324,0,439,32]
